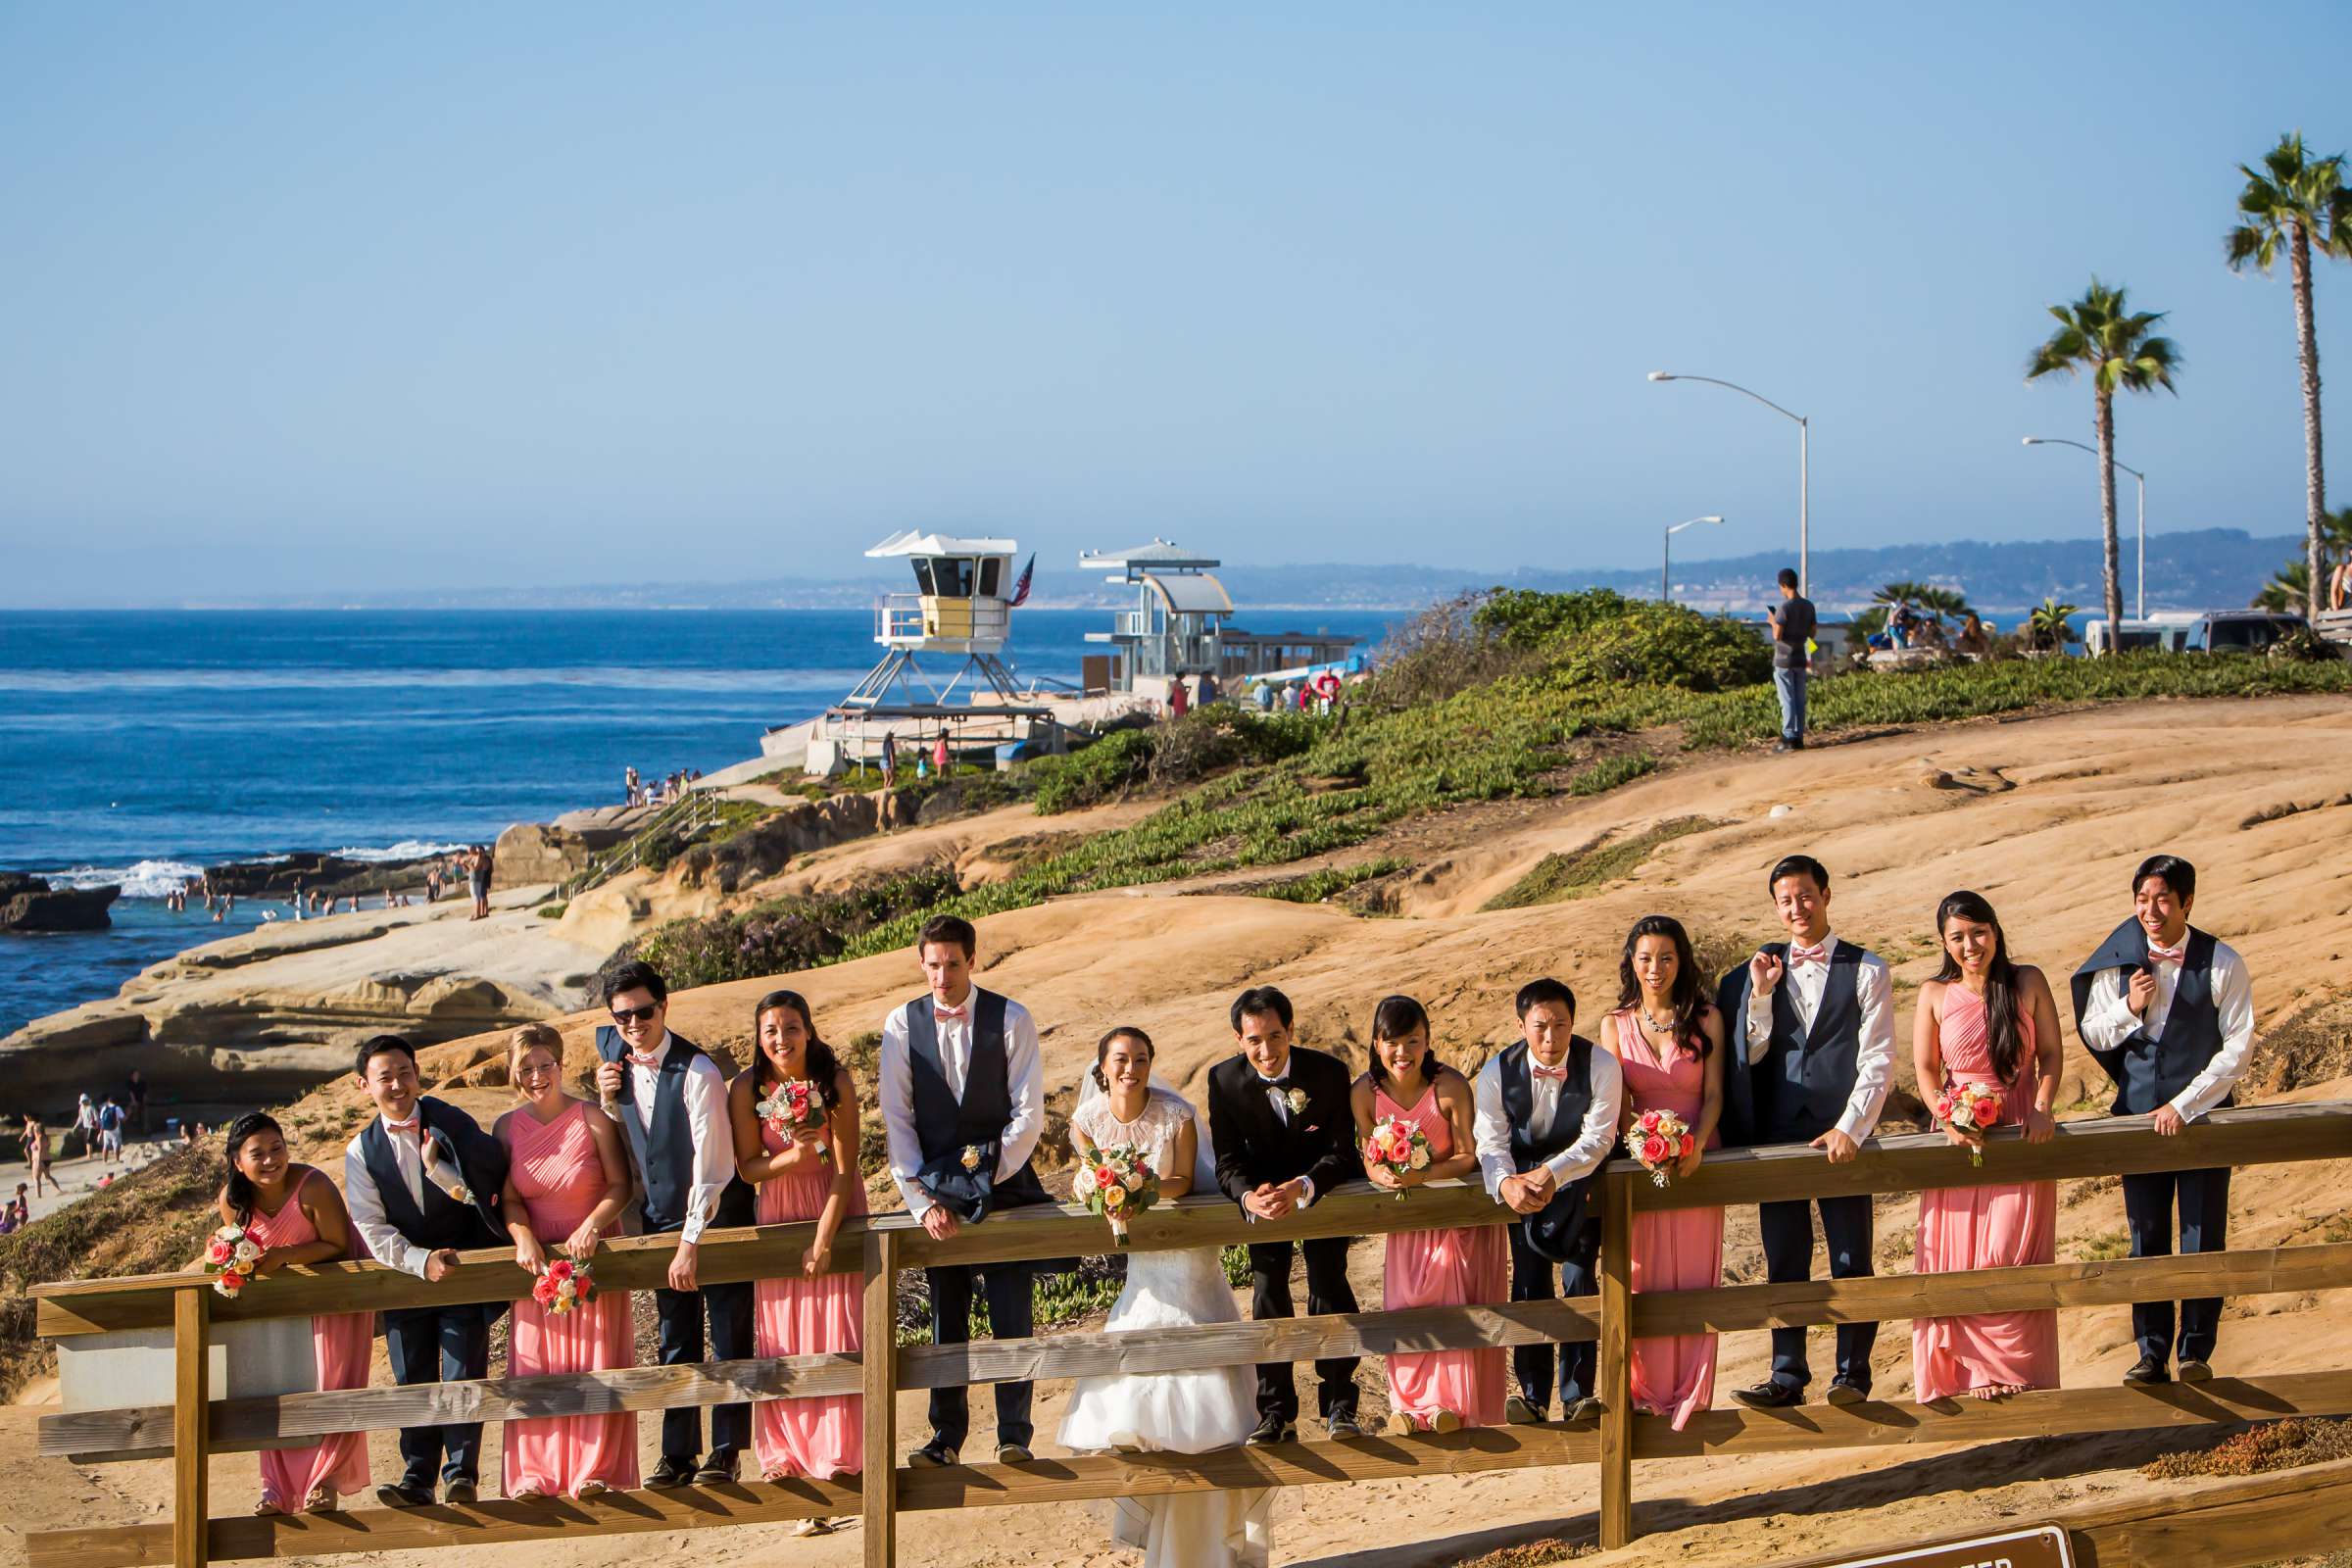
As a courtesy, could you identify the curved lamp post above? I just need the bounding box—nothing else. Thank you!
[1663,515,1726,606]
[2024,435,2146,621]
[1649,371,1809,595]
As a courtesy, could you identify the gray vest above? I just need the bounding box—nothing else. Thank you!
[1756,942,1865,1142]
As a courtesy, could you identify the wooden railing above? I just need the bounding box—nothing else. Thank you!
[26,1101,2352,1568]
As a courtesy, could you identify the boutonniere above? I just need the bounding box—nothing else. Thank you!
[1285,1088,1309,1115]
[960,1145,981,1172]
[420,1135,470,1204]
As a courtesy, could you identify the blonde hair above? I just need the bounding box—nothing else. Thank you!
[507,1022,565,1095]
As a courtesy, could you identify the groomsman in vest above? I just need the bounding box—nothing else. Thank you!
[342,1034,511,1507]
[1721,854,1895,1409]
[1206,985,1365,1444]
[1471,978,1624,1425]
[2071,854,2255,1386]
[595,959,758,1485]
[878,914,1057,1467]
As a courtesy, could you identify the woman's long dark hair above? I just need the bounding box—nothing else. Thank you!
[1366,994,1439,1088]
[220,1112,285,1227]
[1615,914,1711,1059]
[753,989,843,1110]
[1934,890,2025,1086]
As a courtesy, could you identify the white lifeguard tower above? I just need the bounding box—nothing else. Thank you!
[842,530,1037,710]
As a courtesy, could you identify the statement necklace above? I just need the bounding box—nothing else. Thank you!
[1640,1003,1680,1035]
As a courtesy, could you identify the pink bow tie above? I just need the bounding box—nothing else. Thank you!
[934,1004,968,1022]
[385,1117,419,1134]
[2148,944,2185,966]
[1531,1064,1569,1082]
[627,1050,662,1068]
[1789,943,1830,968]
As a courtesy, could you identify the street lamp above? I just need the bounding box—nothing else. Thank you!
[1649,371,1810,595]
[2023,436,2146,621]
[1662,515,1726,606]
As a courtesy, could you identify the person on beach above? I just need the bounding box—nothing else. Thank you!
[1,1185,25,1232]
[72,1094,96,1160]
[343,1034,512,1507]
[595,959,758,1486]
[2071,854,2254,1386]
[220,1112,372,1515]
[1601,916,1726,1430]
[1720,855,1895,1409]
[931,733,950,776]
[1767,567,1816,752]
[1168,674,1190,719]
[23,1116,52,1199]
[1472,977,1622,1425]
[1206,985,1364,1445]
[729,990,863,1524]
[881,731,898,789]
[1059,1026,1272,1567]
[467,846,492,921]
[878,914,1063,1467]
[495,1023,637,1501]
[1353,994,1505,1433]
[1912,892,2063,1401]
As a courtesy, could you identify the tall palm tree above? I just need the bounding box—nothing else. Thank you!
[1873,581,1970,617]
[2252,560,2310,612]
[2227,133,2352,620]
[2026,280,2182,649]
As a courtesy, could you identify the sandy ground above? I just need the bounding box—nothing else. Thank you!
[7,692,2352,1568]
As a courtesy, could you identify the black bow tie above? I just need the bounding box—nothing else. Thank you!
[1257,1075,1290,1089]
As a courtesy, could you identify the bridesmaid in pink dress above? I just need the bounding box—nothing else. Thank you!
[727,990,864,1526]
[219,1112,372,1515]
[1912,891,2064,1400]
[1600,915,1725,1432]
[495,1023,638,1499]
[1350,994,1507,1433]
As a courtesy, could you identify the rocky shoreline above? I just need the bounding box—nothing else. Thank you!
[0,874,119,932]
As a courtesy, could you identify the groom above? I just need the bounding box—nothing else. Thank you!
[2071,853,2255,1386]
[878,913,1058,1467]
[341,1034,510,1508]
[1206,985,1363,1444]
[1718,854,1895,1409]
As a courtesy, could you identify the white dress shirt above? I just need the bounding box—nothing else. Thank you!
[614,1033,734,1244]
[1743,930,1896,1144]
[2076,935,2255,1121]
[343,1113,432,1279]
[1472,1047,1625,1200]
[1251,1063,1317,1208]
[878,991,1045,1220]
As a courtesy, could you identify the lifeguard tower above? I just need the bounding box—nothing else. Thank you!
[843,530,1035,710]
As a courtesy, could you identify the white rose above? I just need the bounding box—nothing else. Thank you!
[232,1239,263,1264]
[1408,1147,1430,1171]
[1122,1170,1144,1192]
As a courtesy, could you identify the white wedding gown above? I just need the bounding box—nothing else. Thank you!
[1057,1087,1273,1568]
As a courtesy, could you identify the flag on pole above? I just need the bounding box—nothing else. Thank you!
[1008,553,1035,608]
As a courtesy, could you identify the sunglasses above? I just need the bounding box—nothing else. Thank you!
[611,1003,661,1024]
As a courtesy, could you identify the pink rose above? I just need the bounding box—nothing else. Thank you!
[1640,1135,1669,1165]
[1095,1165,1119,1191]
[548,1258,573,1280]
[206,1239,233,1265]
[1973,1098,2000,1128]
[1680,1135,1697,1157]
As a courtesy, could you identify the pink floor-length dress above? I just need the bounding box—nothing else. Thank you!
[753,1107,866,1479]
[499,1102,638,1497]
[1913,986,2060,1399]
[248,1171,372,1508]
[1377,1082,1507,1426]
[1614,1008,1722,1431]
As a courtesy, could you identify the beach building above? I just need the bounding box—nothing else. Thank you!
[1077,538,1364,697]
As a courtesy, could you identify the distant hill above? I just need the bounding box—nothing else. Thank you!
[213,528,2304,617]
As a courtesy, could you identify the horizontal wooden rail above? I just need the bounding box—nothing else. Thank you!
[35,1101,2351,1337]
[31,1372,2352,1568]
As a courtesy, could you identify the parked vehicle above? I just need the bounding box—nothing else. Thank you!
[2082,612,2198,656]
[2183,611,2307,654]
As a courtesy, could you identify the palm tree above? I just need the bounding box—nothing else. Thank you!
[2252,560,2310,612]
[2227,133,2352,620]
[2026,280,2182,649]
[2024,598,2080,654]
[1872,581,1970,618]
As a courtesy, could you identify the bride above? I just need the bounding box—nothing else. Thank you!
[1059,1026,1272,1568]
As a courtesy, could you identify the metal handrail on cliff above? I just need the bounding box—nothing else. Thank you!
[557,787,722,900]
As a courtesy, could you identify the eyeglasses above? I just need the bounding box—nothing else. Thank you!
[611,1004,661,1024]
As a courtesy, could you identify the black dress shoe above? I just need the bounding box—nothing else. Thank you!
[1324,1409,1362,1440]
[1825,1378,1868,1407]
[647,1455,698,1489]
[906,1437,960,1469]
[1731,1380,1804,1410]
[693,1452,739,1486]
[1244,1412,1295,1446]
[2123,1355,2170,1386]
[375,1483,435,1509]
[441,1480,479,1505]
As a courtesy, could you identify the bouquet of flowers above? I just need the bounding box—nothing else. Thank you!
[1364,1115,1433,1198]
[204,1223,263,1298]
[530,1257,596,1315]
[1934,1081,2003,1167]
[756,1079,832,1162]
[1077,1143,1159,1244]
[1624,1108,1697,1189]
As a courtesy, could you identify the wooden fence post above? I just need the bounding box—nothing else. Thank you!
[172,1285,209,1568]
[861,1230,901,1568]
[1596,1172,1634,1550]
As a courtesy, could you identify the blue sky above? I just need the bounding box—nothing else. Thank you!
[4,2,2349,604]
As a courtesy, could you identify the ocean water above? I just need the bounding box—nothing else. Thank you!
[0,608,1395,1035]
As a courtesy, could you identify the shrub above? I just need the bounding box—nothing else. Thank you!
[612,862,961,990]
[1029,727,1156,814]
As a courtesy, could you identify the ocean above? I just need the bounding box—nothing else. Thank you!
[0,608,1396,1036]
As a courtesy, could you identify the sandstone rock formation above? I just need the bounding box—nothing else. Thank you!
[0,873,119,932]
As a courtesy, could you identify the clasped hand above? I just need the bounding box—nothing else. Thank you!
[1244,1180,1300,1220]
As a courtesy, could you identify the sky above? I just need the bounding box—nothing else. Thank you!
[4,2,2350,606]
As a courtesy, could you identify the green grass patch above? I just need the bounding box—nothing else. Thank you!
[1246,857,1409,904]
[535,902,567,920]
[2073,1229,2132,1262]
[1482,816,1730,911]
[1565,750,1656,795]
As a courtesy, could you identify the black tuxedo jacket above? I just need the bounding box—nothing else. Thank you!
[1206,1046,1362,1208]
